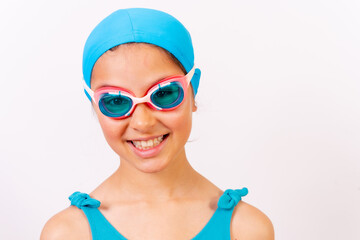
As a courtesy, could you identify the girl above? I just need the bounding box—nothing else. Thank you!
[41,8,274,240]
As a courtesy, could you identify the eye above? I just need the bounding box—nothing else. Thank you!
[154,89,173,98]
[106,96,127,105]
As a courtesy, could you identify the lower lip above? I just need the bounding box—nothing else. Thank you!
[128,135,168,158]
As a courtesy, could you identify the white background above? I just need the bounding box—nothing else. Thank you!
[0,0,359,239]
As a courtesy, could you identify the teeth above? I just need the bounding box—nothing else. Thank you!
[132,135,165,150]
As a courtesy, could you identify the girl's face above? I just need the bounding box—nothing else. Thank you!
[90,43,197,173]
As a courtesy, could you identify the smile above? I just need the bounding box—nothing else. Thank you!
[130,134,169,150]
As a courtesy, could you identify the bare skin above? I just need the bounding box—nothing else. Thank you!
[40,43,274,240]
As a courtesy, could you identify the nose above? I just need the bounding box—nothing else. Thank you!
[128,103,156,132]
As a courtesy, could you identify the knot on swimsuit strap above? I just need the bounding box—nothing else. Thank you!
[69,191,101,209]
[217,188,248,210]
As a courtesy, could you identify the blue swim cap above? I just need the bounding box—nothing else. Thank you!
[82,8,201,102]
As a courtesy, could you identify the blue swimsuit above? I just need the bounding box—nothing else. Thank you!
[69,188,248,240]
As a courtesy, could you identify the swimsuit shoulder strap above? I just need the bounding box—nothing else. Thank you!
[192,187,248,240]
[68,191,126,240]
[217,188,248,209]
[69,191,101,209]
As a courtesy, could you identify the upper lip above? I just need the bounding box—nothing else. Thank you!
[127,134,167,142]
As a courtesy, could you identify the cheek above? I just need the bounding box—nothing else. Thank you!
[162,97,193,138]
[95,108,128,149]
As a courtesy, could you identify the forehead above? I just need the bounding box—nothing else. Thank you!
[90,43,184,94]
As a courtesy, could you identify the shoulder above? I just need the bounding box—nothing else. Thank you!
[40,206,91,240]
[230,201,274,240]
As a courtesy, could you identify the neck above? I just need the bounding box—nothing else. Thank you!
[107,149,200,202]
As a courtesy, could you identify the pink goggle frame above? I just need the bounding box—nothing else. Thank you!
[83,66,195,119]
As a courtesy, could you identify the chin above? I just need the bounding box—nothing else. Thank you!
[135,158,171,174]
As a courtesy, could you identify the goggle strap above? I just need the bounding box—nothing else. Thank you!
[186,66,196,85]
[83,81,94,100]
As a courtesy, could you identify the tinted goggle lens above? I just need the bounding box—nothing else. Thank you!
[151,82,184,109]
[99,94,133,117]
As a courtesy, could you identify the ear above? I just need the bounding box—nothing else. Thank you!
[189,85,197,112]
[191,96,197,112]
[192,101,197,112]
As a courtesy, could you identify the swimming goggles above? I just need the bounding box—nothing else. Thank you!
[83,66,195,119]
